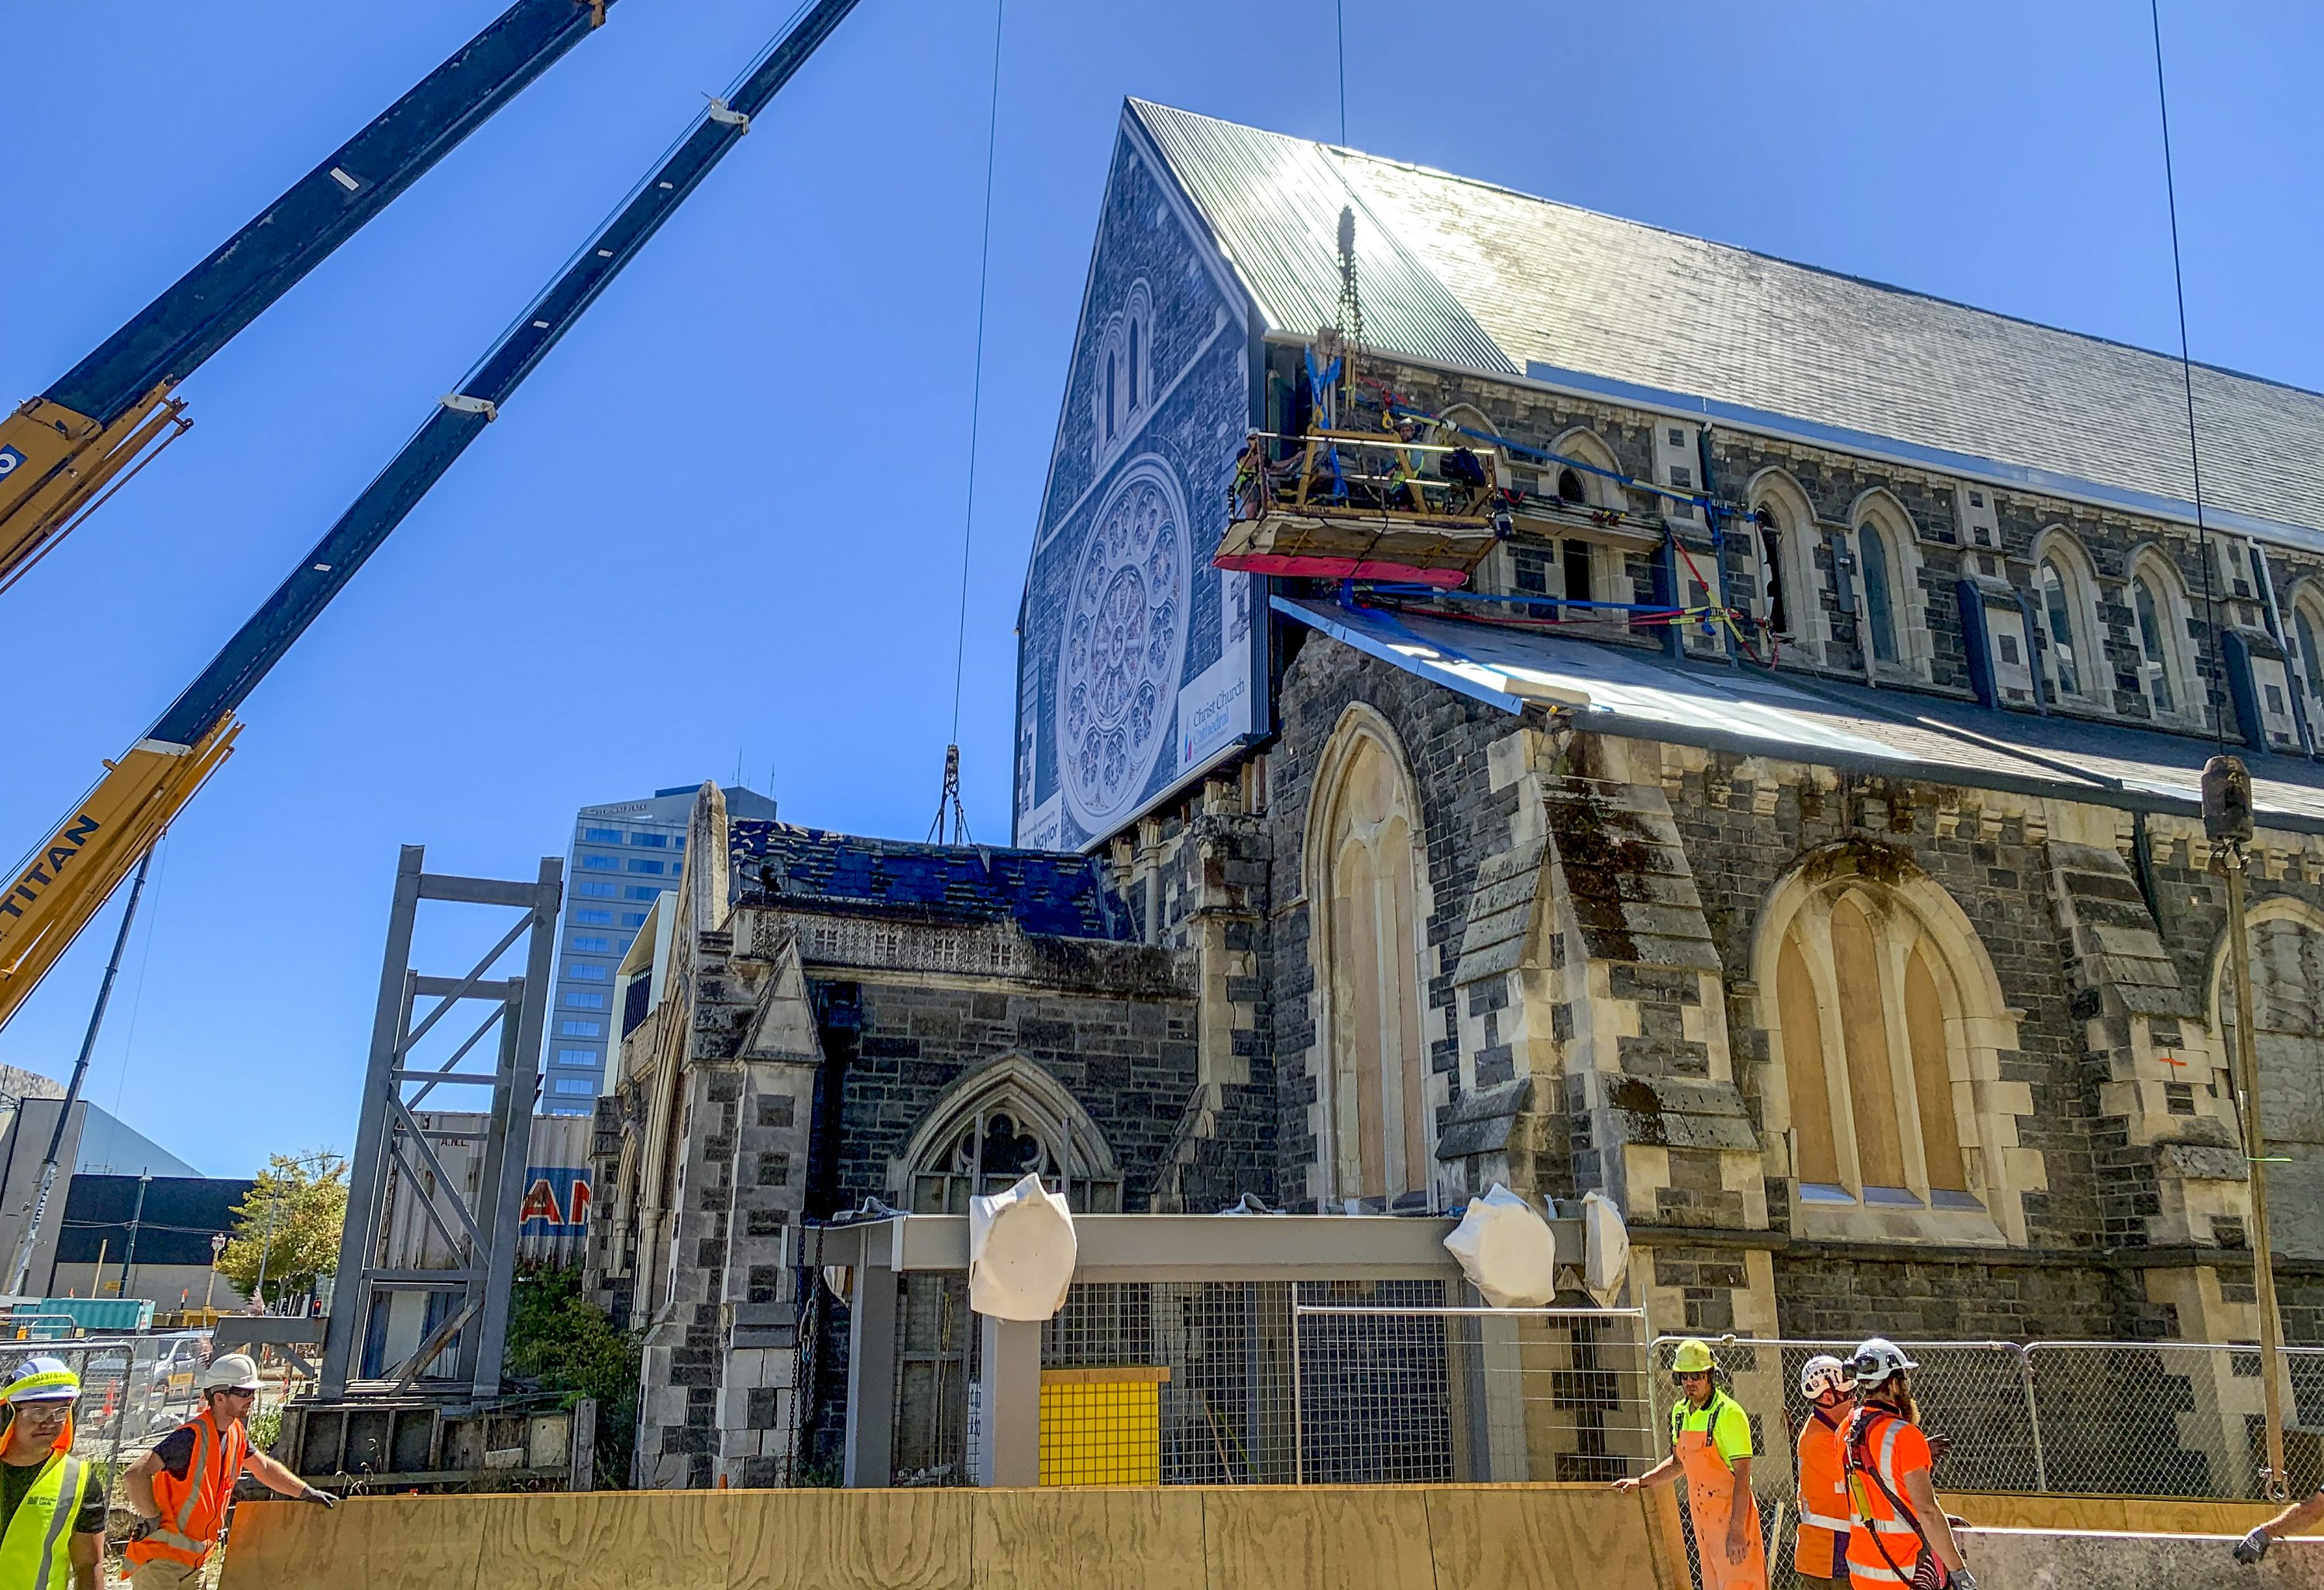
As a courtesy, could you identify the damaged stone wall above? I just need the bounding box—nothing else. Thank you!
[1258,629,2324,1348]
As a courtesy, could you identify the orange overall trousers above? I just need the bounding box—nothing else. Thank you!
[1680,1420,1769,1590]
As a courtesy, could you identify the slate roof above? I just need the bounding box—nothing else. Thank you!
[1131,100,2324,550]
[730,820,1135,941]
[1277,596,2324,835]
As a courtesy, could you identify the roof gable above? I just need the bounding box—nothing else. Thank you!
[1131,99,2324,547]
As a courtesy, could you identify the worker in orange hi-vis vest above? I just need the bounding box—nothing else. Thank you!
[1841,1339,1975,1590]
[1793,1355,1854,1586]
[120,1354,336,1587]
[1613,1338,1767,1590]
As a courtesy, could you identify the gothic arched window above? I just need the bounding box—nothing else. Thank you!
[2294,589,2324,712]
[1308,709,1433,1211]
[897,1056,1122,1213]
[2033,532,2101,705]
[2130,552,2195,722]
[1859,522,1900,665]
[1771,881,1978,1211]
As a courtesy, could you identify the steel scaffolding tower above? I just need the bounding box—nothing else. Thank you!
[320,846,561,1399]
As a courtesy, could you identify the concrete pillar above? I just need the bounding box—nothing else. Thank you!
[974,1314,1042,1487]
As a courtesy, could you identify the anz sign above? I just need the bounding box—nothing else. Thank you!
[0,446,24,482]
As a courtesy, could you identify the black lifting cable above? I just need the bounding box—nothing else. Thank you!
[933,0,1006,848]
[2149,0,2230,751]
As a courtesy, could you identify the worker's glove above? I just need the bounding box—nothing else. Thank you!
[125,1516,159,1544]
[2235,1526,2273,1564]
[1947,1569,1977,1590]
[300,1486,338,1509]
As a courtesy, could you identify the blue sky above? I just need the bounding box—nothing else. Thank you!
[5,0,2318,1178]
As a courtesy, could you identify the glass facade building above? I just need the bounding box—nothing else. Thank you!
[545,785,776,1114]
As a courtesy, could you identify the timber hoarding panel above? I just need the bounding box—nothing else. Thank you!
[1944,1492,2324,1537]
[219,1484,1684,1590]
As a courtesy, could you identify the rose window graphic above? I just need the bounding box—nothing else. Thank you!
[1059,460,1188,830]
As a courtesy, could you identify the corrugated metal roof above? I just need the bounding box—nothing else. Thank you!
[1136,100,2324,543]
[1130,100,1514,376]
[1277,596,2324,831]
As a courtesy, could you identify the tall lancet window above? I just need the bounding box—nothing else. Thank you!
[1310,713,1432,1209]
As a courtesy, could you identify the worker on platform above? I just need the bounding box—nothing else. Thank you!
[122,1352,335,1586]
[1841,1338,1975,1590]
[1792,1354,1854,1586]
[0,1358,103,1590]
[1613,1337,1767,1590]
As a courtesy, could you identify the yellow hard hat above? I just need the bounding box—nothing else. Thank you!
[1671,1338,1715,1375]
[4,1358,79,1404]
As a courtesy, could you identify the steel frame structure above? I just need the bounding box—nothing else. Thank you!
[320,846,560,1399]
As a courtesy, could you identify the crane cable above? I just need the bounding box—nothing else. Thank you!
[2149,0,2228,751]
[933,0,1006,846]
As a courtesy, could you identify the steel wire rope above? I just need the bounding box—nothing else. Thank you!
[2149,0,2229,750]
[936,0,1006,844]
[107,833,170,1127]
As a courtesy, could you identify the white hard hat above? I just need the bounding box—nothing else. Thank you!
[201,1352,262,1393]
[5,1357,80,1404]
[1800,1354,1850,1401]
[1849,1337,1919,1389]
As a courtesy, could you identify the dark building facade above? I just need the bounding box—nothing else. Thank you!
[593,101,2324,1488]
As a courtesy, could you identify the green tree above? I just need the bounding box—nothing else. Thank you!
[218,1152,346,1306]
[505,1262,640,1489]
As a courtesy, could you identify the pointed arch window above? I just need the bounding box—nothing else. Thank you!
[2037,558,2082,699]
[1752,506,1789,634]
[1859,524,1900,665]
[2289,589,2324,712]
[1127,318,1140,409]
[1310,714,1433,1210]
[1773,884,1975,1211]
[2131,558,2192,719]
[899,1057,1122,1213]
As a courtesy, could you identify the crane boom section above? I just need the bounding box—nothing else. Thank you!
[150,0,861,748]
[0,0,617,586]
[0,724,237,1032]
[0,0,861,1036]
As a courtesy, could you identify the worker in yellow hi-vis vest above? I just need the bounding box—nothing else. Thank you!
[0,1357,103,1590]
[1614,1338,1768,1590]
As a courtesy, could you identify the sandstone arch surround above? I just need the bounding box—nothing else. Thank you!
[889,1053,1125,1214]
[1750,843,2040,1246]
[1301,702,1442,1212]
[1745,466,1825,658]
[2205,895,2324,1262]
[1848,487,1933,681]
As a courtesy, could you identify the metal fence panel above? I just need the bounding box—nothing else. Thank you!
[1294,1294,1654,1485]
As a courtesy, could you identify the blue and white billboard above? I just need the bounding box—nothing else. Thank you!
[1015,120,1261,851]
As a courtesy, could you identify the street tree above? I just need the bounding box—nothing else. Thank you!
[218,1152,346,1307]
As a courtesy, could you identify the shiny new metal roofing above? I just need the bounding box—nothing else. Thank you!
[1277,596,2324,832]
[1133,100,2324,546]
[1133,100,1512,378]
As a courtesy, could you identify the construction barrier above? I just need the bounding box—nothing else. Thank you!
[217,1482,1691,1590]
[1945,1490,2324,1537]
[1952,1526,2324,1590]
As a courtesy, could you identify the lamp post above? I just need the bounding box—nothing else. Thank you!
[204,1231,225,1313]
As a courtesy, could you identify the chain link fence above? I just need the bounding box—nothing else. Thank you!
[1648,1334,2324,1502]
[1647,1336,2324,1590]
[888,1278,1652,1487]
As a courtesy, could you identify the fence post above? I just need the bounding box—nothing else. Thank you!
[1289,1282,1304,1485]
[2016,1344,2049,1494]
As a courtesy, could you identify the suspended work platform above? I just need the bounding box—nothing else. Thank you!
[1215,428,1508,587]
